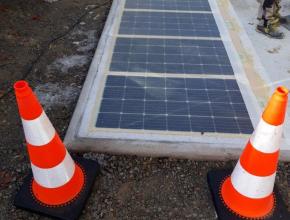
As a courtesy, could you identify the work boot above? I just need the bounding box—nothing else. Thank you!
[256,24,284,39]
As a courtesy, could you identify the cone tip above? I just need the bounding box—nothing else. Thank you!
[275,86,288,97]
[262,86,288,125]
[14,81,32,98]
[14,81,29,91]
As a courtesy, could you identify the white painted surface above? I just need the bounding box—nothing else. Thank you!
[230,0,290,87]
[230,0,290,147]
[231,160,276,198]
[22,111,55,146]
[31,151,75,188]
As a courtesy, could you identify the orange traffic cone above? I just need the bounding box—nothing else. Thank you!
[208,86,289,220]
[13,81,100,220]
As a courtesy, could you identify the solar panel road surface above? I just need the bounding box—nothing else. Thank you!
[119,11,220,37]
[97,76,252,134]
[111,38,233,75]
[65,0,268,160]
[125,0,211,11]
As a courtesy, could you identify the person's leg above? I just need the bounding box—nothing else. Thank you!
[273,0,288,24]
[256,0,284,38]
[263,0,275,22]
[274,0,281,17]
[257,0,266,25]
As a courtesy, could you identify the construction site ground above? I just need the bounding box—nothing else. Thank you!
[0,0,289,219]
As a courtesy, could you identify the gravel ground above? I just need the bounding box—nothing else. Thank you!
[0,0,289,219]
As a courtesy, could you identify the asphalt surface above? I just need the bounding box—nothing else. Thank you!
[0,0,289,219]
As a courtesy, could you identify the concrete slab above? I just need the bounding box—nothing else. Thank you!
[229,0,290,159]
[64,0,290,161]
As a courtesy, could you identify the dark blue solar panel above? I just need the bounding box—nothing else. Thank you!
[119,11,220,37]
[120,114,143,129]
[96,76,253,134]
[125,0,211,11]
[145,101,166,114]
[236,118,254,134]
[144,115,167,130]
[167,101,189,115]
[168,116,191,131]
[97,113,120,128]
[110,38,234,75]
[190,116,215,132]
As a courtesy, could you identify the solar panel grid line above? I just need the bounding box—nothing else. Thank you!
[108,71,237,80]
[112,46,229,57]
[163,72,169,131]
[63,0,274,159]
[124,9,213,14]
[122,12,217,23]
[110,37,233,75]
[104,76,242,91]
[100,97,246,105]
[96,75,254,134]
[97,114,253,133]
[122,13,215,33]
[114,38,226,51]
[102,91,244,106]
[204,78,226,132]
[98,109,250,119]
[111,55,231,68]
[96,0,126,76]
[173,77,193,131]
[125,0,211,12]
[104,76,243,93]
[119,11,220,37]
[117,35,221,41]
[99,105,248,117]
[117,77,126,129]
[95,0,252,134]
[121,10,217,21]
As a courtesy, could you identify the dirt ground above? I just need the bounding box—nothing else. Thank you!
[0,0,289,219]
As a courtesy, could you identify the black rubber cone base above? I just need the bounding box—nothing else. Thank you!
[14,156,100,220]
[207,170,290,220]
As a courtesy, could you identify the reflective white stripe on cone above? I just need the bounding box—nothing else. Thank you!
[250,119,283,153]
[22,111,55,146]
[31,151,75,188]
[231,161,276,199]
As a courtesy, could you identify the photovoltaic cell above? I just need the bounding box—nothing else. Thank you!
[125,0,211,11]
[96,76,253,134]
[110,38,234,75]
[119,11,220,37]
[95,0,254,136]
